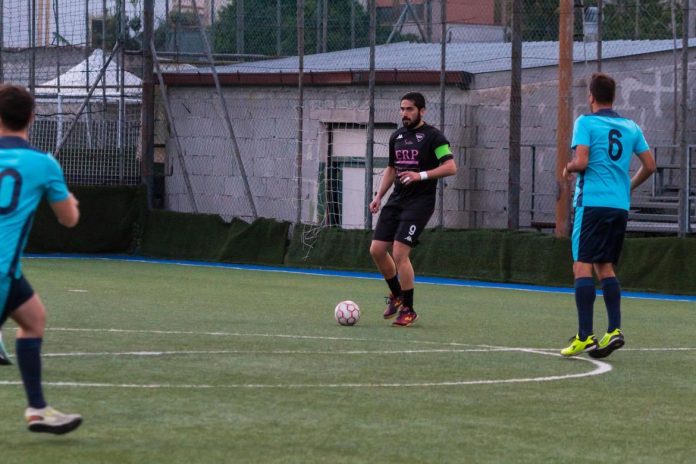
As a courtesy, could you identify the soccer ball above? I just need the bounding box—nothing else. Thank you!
[334,300,360,326]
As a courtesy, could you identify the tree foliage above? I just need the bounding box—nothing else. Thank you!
[212,0,408,56]
[514,0,682,42]
[597,0,683,41]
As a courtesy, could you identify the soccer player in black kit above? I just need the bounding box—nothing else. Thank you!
[369,92,457,326]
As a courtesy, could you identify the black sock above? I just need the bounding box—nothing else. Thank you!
[601,277,621,332]
[574,278,596,339]
[385,275,401,297]
[402,289,414,309]
[16,338,47,409]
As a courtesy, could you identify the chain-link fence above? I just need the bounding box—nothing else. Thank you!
[2,0,695,239]
[1,0,141,185]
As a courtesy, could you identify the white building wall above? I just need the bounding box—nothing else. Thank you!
[161,50,696,228]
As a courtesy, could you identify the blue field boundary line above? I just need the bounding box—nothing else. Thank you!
[26,253,696,303]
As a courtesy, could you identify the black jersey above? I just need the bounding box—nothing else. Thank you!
[388,123,452,200]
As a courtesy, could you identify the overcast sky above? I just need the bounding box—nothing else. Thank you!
[1,0,172,48]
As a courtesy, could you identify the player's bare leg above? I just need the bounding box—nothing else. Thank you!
[391,242,418,326]
[392,242,414,291]
[370,240,396,278]
[370,240,404,318]
[11,295,82,434]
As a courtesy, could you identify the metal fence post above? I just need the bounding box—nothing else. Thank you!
[142,0,155,209]
[364,0,376,230]
[192,0,257,219]
[437,0,446,227]
[679,0,690,236]
[296,0,305,224]
[508,0,522,230]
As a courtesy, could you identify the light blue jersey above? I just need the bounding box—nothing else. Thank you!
[571,109,650,210]
[0,137,69,278]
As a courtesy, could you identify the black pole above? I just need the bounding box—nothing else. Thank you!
[142,0,155,209]
[508,0,522,229]
[597,0,603,71]
[438,0,446,226]
[679,0,690,236]
[296,0,305,224]
[236,0,245,54]
[30,0,36,94]
[364,0,376,230]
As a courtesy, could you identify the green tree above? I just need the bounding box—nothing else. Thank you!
[595,0,682,40]
[522,0,559,42]
[92,12,142,50]
[154,11,201,51]
[212,0,408,56]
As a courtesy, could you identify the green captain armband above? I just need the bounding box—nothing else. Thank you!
[434,144,452,159]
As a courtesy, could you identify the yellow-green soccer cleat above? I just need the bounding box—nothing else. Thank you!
[588,329,625,359]
[560,334,598,357]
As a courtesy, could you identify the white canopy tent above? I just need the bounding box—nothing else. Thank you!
[36,48,142,101]
[36,49,142,150]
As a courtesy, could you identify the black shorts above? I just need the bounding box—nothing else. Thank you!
[572,206,628,264]
[373,195,435,247]
[0,275,35,328]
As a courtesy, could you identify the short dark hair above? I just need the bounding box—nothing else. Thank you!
[0,84,35,131]
[589,73,615,105]
[401,92,426,110]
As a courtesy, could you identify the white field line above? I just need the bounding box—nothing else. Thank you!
[0,327,614,389]
[44,328,696,352]
[41,348,510,357]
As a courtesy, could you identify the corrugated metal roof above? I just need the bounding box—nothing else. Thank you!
[183,39,696,75]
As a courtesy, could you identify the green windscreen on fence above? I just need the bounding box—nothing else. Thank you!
[141,211,290,265]
[286,227,574,286]
[24,186,696,295]
[286,226,696,295]
[27,186,147,253]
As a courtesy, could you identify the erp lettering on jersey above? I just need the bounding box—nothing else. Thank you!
[395,149,420,163]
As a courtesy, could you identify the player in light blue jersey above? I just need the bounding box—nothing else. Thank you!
[560,73,655,358]
[0,84,83,434]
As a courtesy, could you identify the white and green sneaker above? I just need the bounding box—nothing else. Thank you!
[588,329,625,359]
[0,332,11,366]
[561,334,598,357]
[25,406,83,435]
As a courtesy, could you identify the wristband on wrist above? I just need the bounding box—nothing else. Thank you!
[419,171,428,180]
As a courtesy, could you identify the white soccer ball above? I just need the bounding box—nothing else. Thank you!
[334,300,360,326]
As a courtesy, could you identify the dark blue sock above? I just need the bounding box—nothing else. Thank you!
[601,277,621,332]
[16,338,46,409]
[574,278,596,339]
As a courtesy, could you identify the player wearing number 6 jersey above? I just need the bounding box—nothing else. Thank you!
[0,84,82,434]
[561,73,655,358]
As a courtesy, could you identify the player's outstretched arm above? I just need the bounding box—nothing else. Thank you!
[50,193,80,228]
[630,150,656,191]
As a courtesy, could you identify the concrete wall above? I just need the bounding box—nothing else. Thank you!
[161,49,696,227]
